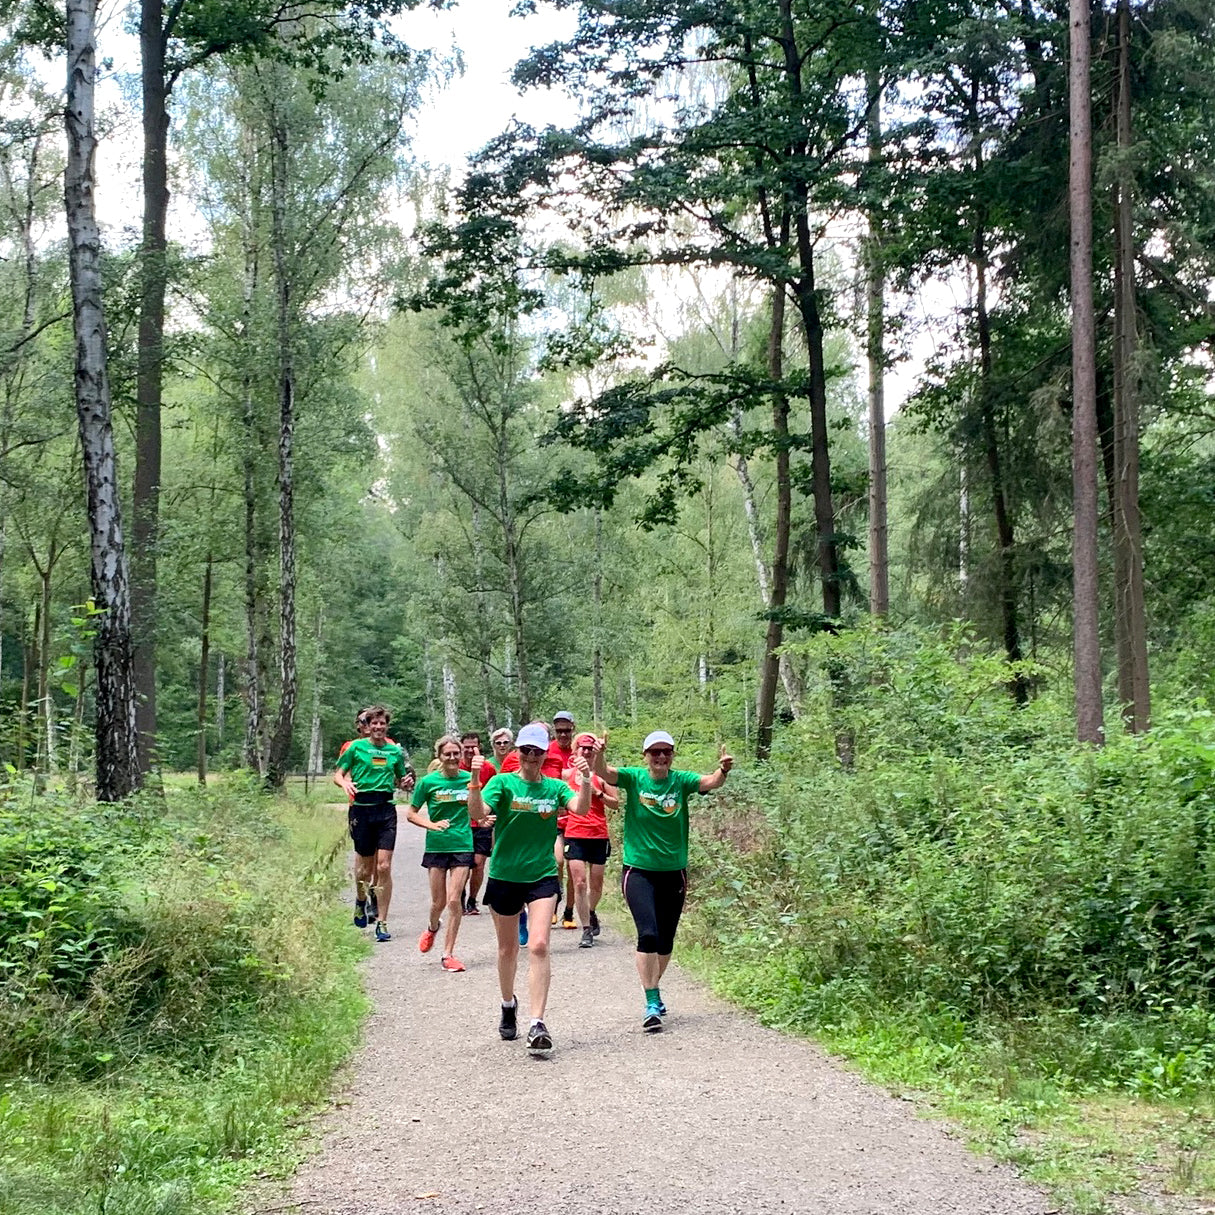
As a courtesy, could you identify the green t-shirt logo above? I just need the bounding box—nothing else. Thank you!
[640,791,681,815]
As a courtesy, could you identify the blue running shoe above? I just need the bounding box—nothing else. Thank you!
[353,901,367,929]
[374,921,392,942]
[518,908,529,947]
[643,1002,663,1032]
[657,998,668,1016]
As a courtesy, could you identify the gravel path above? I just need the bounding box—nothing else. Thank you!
[261,815,1053,1215]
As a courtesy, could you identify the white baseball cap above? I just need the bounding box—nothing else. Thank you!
[553,710,575,724]
[516,722,550,750]
[642,730,675,752]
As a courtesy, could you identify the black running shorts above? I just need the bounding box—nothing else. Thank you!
[483,875,561,917]
[472,826,494,857]
[421,851,475,870]
[348,802,397,857]
[563,837,611,865]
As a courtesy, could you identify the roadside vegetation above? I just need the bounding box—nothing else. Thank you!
[679,624,1215,1214]
[0,775,364,1215]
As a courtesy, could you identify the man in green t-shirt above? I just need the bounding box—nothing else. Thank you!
[594,729,733,1031]
[467,722,592,1055]
[333,706,412,943]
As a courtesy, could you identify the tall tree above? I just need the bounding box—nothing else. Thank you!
[64,0,138,799]
[1110,0,1149,731]
[1069,0,1103,743]
[131,0,427,775]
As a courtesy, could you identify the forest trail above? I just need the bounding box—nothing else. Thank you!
[257,814,1053,1215]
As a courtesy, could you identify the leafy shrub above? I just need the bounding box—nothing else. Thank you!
[0,774,329,1079]
[684,623,1215,1092]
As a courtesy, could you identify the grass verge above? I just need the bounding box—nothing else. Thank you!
[0,775,367,1215]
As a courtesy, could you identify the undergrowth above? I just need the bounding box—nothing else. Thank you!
[0,773,366,1215]
[680,621,1215,1212]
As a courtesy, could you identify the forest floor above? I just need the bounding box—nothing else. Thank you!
[249,814,1061,1215]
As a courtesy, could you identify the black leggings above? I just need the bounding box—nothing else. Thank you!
[621,865,687,955]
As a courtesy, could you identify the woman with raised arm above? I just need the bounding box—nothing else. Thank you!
[594,730,733,1031]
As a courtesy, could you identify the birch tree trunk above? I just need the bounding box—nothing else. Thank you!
[865,68,889,618]
[1070,0,1105,744]
[196,551,212,785]
[266,101,298,788]
[756,285,791,761]
[65,0,139,800]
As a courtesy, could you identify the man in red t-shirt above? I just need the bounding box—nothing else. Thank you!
[460,731,497,914]
[548,711,579,926]
[562,731,619,946]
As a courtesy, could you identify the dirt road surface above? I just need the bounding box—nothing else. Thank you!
[259,814,1053,1215]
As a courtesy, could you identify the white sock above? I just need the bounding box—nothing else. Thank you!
[530,1018,543,1029]
[502,996,516,1009]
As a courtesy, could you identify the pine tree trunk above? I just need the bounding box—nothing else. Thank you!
[975,225,1027,702]
[1112,0,1149,732]
[1070,0,1105,744]
[65,0,139,800]
[131,0,169,775]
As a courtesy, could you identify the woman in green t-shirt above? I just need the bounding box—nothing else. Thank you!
[408,734,488,973]
[467,722,592,1055]
[594,729,733,1031]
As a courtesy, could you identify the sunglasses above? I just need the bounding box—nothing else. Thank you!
[577,744,595,752]
[555,728,573,735]
[492,738,511,745]
[518,745,545,757]
[647,748,674,758]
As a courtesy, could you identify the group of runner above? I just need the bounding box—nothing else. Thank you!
[333,706,733,1055]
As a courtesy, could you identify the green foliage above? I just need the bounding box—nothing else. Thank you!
[0,776,366,1215]
[683,623,1215,1101]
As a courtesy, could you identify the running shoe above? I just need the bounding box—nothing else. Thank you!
[367,888,379,924]
[441,955,466,972]
[374,922,392,943]
[464,898,480,916]
[498,999,518,1041]
[551,910,559,926]
[643,1002,664,1032]
[353,901,367,929]
[562,908,577,929]
[590,909,601,937]
[658,999,668,1016]
[418,925,438,953]
[526,1021,553,1054]
[518,910,529,946]
[579,927,594,949]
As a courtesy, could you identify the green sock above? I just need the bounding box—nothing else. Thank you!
[644,987,660,1007]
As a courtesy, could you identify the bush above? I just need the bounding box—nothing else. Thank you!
[0,773,337,1079]
[683,623,1215,1092]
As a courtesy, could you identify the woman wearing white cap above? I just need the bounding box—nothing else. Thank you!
[594,729,733,1030]
[468,721,592,1055]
